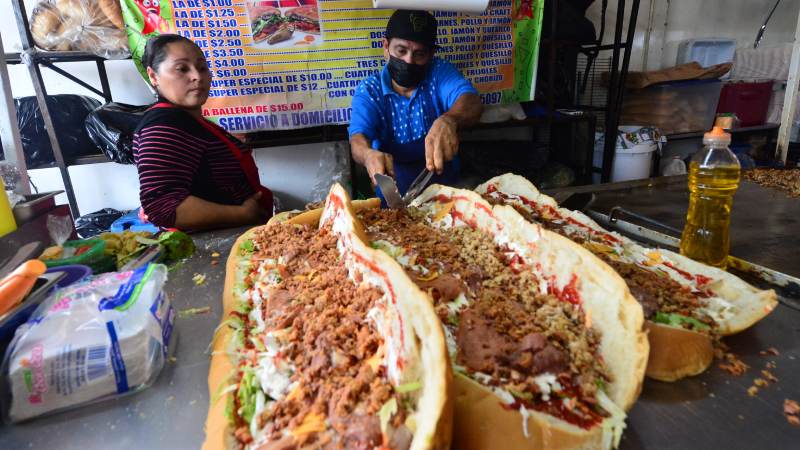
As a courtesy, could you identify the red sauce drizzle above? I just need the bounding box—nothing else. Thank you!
[548,273,581,305]
[564,217,621,244]
[329,193,344,209]
[500,385,604,430]
[663,261,694,282]
[695,274,713,286]
[450,210,479,229]
[352,251,406,356]
[476,202,493,216]
[433,194,453,203]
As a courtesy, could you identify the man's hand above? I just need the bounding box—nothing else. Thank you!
[425,115,459,174]
[364,150,395,185]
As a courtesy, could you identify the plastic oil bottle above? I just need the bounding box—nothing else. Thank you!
[680,126,740,268]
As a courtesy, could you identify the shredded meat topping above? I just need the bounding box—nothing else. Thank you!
[359,208,609,426]
[232,224,410,449]
[485,194,716,331]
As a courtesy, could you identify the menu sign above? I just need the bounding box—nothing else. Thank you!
[122,0,543,132]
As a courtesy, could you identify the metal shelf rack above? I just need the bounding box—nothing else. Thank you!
[1,0,115,218]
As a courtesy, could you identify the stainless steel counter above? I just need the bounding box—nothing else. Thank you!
[0,226,250,450]
[1,177,798,449]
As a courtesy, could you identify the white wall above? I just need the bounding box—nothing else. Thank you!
[587,0,800,72]
[0,1,328,215]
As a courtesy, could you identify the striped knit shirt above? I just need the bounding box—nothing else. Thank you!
[133,107,255,228]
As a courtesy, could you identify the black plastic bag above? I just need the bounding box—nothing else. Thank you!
[75,208,124,239]
[5,95,103,169]
[85,102,152,165]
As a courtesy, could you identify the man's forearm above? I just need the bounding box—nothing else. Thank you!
[349,133,373,165]
[442,93,483,128]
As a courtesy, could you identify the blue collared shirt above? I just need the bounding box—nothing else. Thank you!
[348,58,478,149]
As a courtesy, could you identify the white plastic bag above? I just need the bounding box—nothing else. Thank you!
[1,263,173,422]
[29,0,129,59]
[309,142,351,203]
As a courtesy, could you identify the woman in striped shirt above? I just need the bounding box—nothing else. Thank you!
[134,34,273,230]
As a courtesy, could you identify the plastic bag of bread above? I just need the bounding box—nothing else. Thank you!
[29,0,129,59]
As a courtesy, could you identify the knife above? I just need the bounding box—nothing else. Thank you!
[402,169,434,204]
[374,173,405,209]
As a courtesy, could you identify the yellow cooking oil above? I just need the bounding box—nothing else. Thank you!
[680,127,740,268]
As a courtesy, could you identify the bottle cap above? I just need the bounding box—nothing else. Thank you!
[703,126,731,145]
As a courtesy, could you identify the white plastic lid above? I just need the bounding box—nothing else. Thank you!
[703,126,731,145]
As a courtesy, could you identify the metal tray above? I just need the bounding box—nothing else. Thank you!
[12,191,63,225]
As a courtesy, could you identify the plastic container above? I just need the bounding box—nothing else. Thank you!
[41,240,115,274]
[621,79,724,135]
[45,265,92,288]
[662,156,688,176]
[0,179,17,238]
[676,38,736,68]
[110,209,160,234]
[716,81,773,127]
[680,127,741,269]
[593,126,659,183]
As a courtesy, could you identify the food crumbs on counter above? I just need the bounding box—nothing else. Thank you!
[211,252,220,258]
[762,370,779,383]
[189,400,197,406]
[747,386,759,397]
[754,378,768,388]
[168,356,178,364]
[759,347,780,356]
[766,361,777,369]
[139,412,147,419]
[719,353,749,376]
[192,273,207,285]
[167,396,175,402]
[737,415,745,420]
[211,260,219,266]
[179,306,211,317]
[784,399,800,427]
[709,393,716,398]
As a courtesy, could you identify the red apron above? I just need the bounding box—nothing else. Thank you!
[148,102,274,214]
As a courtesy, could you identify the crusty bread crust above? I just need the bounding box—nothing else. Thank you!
[203,191,450,450]
[411,185,648,448]
[475,173,777,383]
[645,322,713,382]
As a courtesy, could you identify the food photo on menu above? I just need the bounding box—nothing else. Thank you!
[247,0,322,48]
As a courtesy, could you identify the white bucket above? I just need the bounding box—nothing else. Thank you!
[593,126,658,183]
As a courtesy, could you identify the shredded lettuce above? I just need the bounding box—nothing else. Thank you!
[395,381,422,394]
[239,240,255,256]
[224,389,236,422]
[237,366,260,424]
[251,334,266,352]
[509,389,533,401]
[653,311,710,331]
[378,397,398,435]
[371,240,404,258]
[235,300,252,316]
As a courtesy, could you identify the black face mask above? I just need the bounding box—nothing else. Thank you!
[387,56,428,88]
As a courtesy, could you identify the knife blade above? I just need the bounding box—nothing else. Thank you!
[374,173,405,209]
[402,169,433,205]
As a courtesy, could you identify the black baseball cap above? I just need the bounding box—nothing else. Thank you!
[385,10,437,49]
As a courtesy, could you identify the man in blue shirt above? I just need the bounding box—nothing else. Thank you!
[348,10,483,197]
